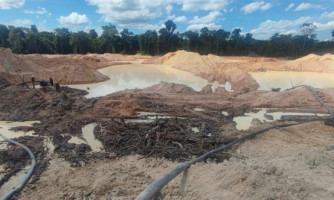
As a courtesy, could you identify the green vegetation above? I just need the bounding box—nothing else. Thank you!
[0,20,333,57]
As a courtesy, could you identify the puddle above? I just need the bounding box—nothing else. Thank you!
[0,121,40,141]
[69,62,208,98]
[192,127,200,133]
[233,108,329,131]
[194,108,206,112]
[250,71,334,91]
[211,81,233,92]
[0,165,30,199]
[68,136,87,145]
[81,123,104,152]
[222,111,229,116]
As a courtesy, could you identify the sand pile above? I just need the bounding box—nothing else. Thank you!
[234,87,324,109]
[163,50,259,93]
[0,48,42,73]
[137,82,197,94]
[249,53,334,73]
[0,48,109,84]
[0,72,20,85]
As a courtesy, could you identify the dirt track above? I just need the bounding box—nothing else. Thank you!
[1,49,334,199]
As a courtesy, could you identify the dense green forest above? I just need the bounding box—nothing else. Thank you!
[0,20,333,57]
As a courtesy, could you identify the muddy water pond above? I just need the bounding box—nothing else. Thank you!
[70,62,209,98]
[250,71,334,91]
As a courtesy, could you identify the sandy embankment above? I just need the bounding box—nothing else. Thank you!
[0,48,151,85]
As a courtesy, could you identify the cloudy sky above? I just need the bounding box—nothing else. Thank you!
[0,0,334,40]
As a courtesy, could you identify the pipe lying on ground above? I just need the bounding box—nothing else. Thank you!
[136,85,334,200]
[286,85,334,118]
[135,122,305,200]
[0,133,36,200]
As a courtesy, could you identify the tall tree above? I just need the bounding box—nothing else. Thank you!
[121,28,134,54]
[101,24,118,53]
[54,28,71,54]
[8,26,25,53]
[89,29,98,39]
[231,28,242,54]
[0,24,9,47]
[214,29,230,55]
[70,31,92,54]
[301,23,317,50]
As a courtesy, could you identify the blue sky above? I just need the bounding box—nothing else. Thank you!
[0,0,334,40]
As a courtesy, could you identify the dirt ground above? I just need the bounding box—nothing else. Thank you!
[18,122,334,200]
[1,50,334,199]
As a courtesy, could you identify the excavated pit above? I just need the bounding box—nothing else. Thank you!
[1,50,334,199]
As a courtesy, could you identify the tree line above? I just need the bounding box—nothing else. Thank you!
[0,20,333,58]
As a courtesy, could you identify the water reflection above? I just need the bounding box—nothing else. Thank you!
[70,62,208,98]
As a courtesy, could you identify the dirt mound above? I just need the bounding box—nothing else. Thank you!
[296,53,321,62]
[261,53,334,73]
[163,50,259,93]
[0,48,109,84]
[138,82,197,94]
[0,48,42,73]
[0,72,20,85]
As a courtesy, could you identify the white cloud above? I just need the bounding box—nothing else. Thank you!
[86,0,172,27]
[241,1,272,14]
[134,23,165,31]
[86,0,232,29]
[314,21,334,31]
[295,3,324,11]
[181,0,231,11]
[320,11,334,20]
[12,19,33,27]
[59,12,90,27]
[189,11,220,24]
[166,5,173,14]
[24,7,51,16]
[169,15,188,23]
[285,3,294,11]
[0,0,24,9]
[250,16,313,39]
[186,23,221,31]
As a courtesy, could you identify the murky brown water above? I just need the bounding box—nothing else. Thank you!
[233,108,329,130]
[250,71,334,91]
[0,121,40,140]
[81,123,104,152]
[69,62,209,98]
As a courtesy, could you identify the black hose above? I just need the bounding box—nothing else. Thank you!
[0,134,36,200]
[286,85,334,118]
[135,122,304,200]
